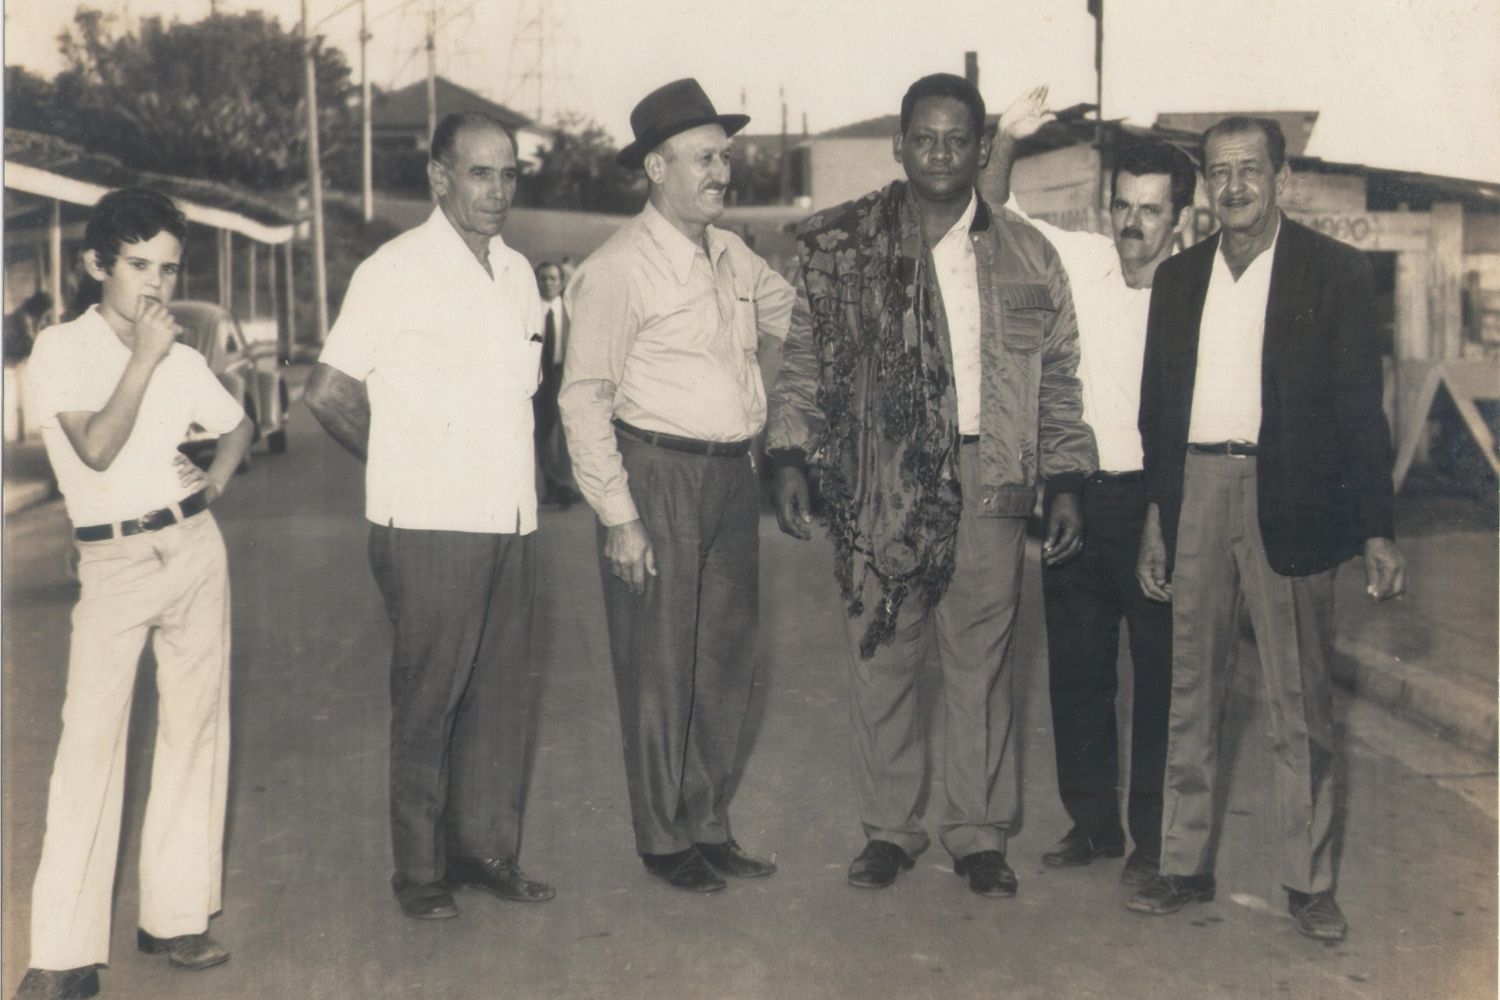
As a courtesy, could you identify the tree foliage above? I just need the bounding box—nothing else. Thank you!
[521,114,645,214]
[46,7,354,188]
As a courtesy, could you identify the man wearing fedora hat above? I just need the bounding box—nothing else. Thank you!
[560,78,794,893]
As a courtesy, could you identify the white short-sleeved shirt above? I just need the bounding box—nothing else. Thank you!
[25,306,246,526]
[319,208,544,534]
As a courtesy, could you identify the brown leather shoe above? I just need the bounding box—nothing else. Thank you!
[1041,828,1125,868]
[136,929,230,970]
[1288,889,1347,941]
[1120,850,1159,886]
[696,839,777,878]
[954,850,1019,897]
[391,876,459,919]
[14,967,99,999]
[642,847,727,892]
[1126,873,1217,915]
[448,857,556,902]
[847,840,914,889]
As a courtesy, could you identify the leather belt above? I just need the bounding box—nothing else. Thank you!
[74,489,210,542]
[1189,441,1259,458]
[959,434,980,445]
[1087,469,1144,483]
[612,419,751,458]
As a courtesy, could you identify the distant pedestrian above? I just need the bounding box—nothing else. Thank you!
[15,188,253,1000]
[991,87,1197,887]
[4,291,52,363]
[561,78,793,892]
[1127,116,1406,942]
[304,111,555,922]
[534,260,581,506]
[766,73,1095,898]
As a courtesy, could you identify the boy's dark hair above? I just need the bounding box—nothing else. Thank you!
[900,73,987,137]
[1201,115,1288,173]
[1111,141,1199,216]
[84,188,189,273]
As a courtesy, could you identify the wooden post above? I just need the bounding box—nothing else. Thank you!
[1428,203,1463,359]
[223,230,234,313]
[248,240,258,319]
[282,241,297,363]
[48,199,63,320]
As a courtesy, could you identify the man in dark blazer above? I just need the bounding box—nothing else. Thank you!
[1125,116,1406,942]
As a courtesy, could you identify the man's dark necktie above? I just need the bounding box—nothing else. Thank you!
[543,308,557,369]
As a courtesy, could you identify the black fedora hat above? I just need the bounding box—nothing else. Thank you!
[616,78,750,169]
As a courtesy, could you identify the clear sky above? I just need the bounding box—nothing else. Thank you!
[6,0,1499,182]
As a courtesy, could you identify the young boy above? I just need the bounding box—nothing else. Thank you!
[15,188,252,1000]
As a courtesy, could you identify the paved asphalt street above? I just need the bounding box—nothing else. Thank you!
[3,402,1496,1000]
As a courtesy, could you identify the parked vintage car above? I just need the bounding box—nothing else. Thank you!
[171,300,288,464]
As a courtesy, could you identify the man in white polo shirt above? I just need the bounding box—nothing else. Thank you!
[16,188,252,1000]
[990,88,1198,887]
[304,112,554,921]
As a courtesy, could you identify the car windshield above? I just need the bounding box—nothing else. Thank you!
[173,309,218,358]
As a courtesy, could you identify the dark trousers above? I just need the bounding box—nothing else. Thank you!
[534,364,574,496]
[368,525,538,882]
[1041,476,1172,859]
[600,433,759,855]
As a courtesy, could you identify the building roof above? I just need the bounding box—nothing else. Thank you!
[1153,111,1319,156]
[371,77,539,135]
[3,129,295,243]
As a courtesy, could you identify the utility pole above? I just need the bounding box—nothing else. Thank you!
[360,0,373,222]
[778,85,789,205]
[426,5,438,144]
[301,0,330,342]
[1089,0,1105,223]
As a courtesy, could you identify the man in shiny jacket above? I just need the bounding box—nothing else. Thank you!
[766,73,1096,899]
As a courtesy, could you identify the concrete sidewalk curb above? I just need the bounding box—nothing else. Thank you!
[1333,636,1497,757]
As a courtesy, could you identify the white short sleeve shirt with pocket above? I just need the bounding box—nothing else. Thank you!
[319,208,545,534]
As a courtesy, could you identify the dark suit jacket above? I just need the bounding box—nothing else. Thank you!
[1139,214,1395,578]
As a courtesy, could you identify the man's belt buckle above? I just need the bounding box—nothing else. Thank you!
[127,507,178,536]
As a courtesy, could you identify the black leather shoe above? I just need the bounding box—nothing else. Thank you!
[1041,828,1126,868]
[1288,889,1347,941]
[1126,873,1217,915]
[392,876,459,919]
[954,850,1019,897]
[696,839,776,878]
[847,840,914,889]
[448,856,556,902]
[137,929,230,970]
[14,967,99,999]
[642,847,727,892]
[1120,850,1159,886]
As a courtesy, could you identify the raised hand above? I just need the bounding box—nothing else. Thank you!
[1000,85,1056,142]
[134,298,181,363]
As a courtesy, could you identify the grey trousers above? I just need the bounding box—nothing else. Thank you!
[843,445,1027,860]
[1159,452,1338,894]
[600,434,759,855]
[368,526,538,883]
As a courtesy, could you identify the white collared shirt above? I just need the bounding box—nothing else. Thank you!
[320,208,545,533]
[1006,195,1152,472]
[560,200,794,526]
[930,191,982,435]
[1188,217,1282,445]
[25,306,247,526]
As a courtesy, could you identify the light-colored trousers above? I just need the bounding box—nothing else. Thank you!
[29,512,231,970]
[843,444,1027,861]
[1159,452,1338,894]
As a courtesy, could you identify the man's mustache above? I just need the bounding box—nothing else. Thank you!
[1120,226,1145,240]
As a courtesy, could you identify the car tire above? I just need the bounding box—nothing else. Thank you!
[267,428,288,454]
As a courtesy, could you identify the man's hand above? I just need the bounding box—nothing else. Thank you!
[133,298,181,363]
[605,519,656,594]
[1000,85,1056,142]
[772,465,814,540]
[1135,502,1172,602]
[173,453,224,504]
[1042,492,1083,566]
[1363,537,1406,602]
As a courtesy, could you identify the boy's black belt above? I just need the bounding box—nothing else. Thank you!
[74,489,210,542]
[1189,441,1259,457]
[613,418,751,457]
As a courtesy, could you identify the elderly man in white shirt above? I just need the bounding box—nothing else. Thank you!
[305,112,555,922]
[991,88,1199,887]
